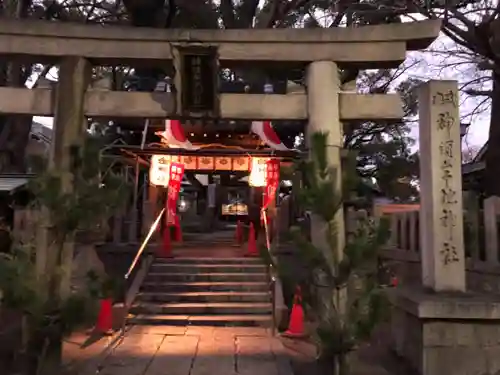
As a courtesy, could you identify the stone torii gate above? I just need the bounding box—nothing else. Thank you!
[0,19,488,375]
[0,19,440,271]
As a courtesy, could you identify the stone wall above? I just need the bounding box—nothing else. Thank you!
[391,289,500,375]
[380,248,500,293]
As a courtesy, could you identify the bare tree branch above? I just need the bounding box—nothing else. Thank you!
[220,0,236,28]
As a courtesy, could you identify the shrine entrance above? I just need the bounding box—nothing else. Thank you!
[0,19,441,263]
[115,116,295,259]
[4,18,481,357]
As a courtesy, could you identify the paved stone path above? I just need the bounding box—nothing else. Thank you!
[65,326,293,375]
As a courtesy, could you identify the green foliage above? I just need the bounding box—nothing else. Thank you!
[0,135,130,373]
[0,246,98,337]
[28,136,131,237]
[348,73,421,202]
[86,270,124,300]
[288,132,391,374]
[0,245,42,315]
[24,136,130,304]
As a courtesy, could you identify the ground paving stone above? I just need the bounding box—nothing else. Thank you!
[98,333,163,375]
[65,326,294,375]
[146,335,199,375]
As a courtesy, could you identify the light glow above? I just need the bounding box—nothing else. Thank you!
[149,155,170,186]
[248,157,268,187]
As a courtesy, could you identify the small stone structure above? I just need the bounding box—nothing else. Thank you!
[390,81,500,375]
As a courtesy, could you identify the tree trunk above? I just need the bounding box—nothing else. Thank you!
[485,71,500,197]
[26,316,63,375]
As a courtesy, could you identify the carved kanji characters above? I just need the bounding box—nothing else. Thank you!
[441,187,458,205]
[440,242,460,265]
[432,90,458,107]
[439,140,454,159]
[437,112,455,137]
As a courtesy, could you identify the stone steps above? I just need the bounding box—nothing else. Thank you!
[146,272,268,283]
[131,256,273,327]
[149,263,267,274]
[138,291,271,303]
[140,281,269,292]
[154,257,262,264]
[129,314,271,327]
[130,302,273,315]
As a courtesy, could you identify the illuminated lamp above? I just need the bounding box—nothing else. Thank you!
[248,157,268,187]
[149,155,170,186]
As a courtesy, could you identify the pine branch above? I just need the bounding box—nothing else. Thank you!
[285,130,391,369]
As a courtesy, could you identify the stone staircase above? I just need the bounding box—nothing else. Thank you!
[129,257,273,327]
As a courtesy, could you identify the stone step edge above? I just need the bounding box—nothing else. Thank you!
[128,314,273,326]
[150,264,266,268]
[141,281,269,286]
[146,272,267,278]
[153,257,263,262]
[129,314,272,322]
[133,302,273,309]
[138,291,271,297]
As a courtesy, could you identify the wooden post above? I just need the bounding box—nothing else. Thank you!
[37,57,91,299]
[143,184,159,242]
[463,191,480,261]
[112,210,124,244]
[483,196,500,263]
[128,208,139,244]
[418,80,465,292]
[409,211,418,253]
[400,212,408,250]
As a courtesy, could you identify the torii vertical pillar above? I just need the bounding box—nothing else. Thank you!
[306,61,345,267]
[36,57,91,299]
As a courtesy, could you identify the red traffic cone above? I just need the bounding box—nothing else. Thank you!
[174,215,182,242]
[235,220,243,245]
[95,298,113,335]
[391,275,399,287]
[245,222,258,257]
[282,287,306,338]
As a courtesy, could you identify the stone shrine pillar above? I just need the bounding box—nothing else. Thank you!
[306,61,345,267]
[391,81,500,375]
[418,80,465,292]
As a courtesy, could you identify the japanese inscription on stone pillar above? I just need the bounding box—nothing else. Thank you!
[419,80,465,292]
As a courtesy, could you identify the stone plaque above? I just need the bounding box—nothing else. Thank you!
[179,46,218,116]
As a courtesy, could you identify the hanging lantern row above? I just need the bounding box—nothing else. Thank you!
[150,155,280,188]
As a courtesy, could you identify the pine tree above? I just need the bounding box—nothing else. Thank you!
[289,131,391,375]
[0,134,130,375]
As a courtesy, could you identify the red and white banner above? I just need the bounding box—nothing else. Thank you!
[263,159,280,209]
[166,162,185,225]
[157,119,199,150]
[251,121,289,151]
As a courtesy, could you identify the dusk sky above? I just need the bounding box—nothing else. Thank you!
[407,34,490,153]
